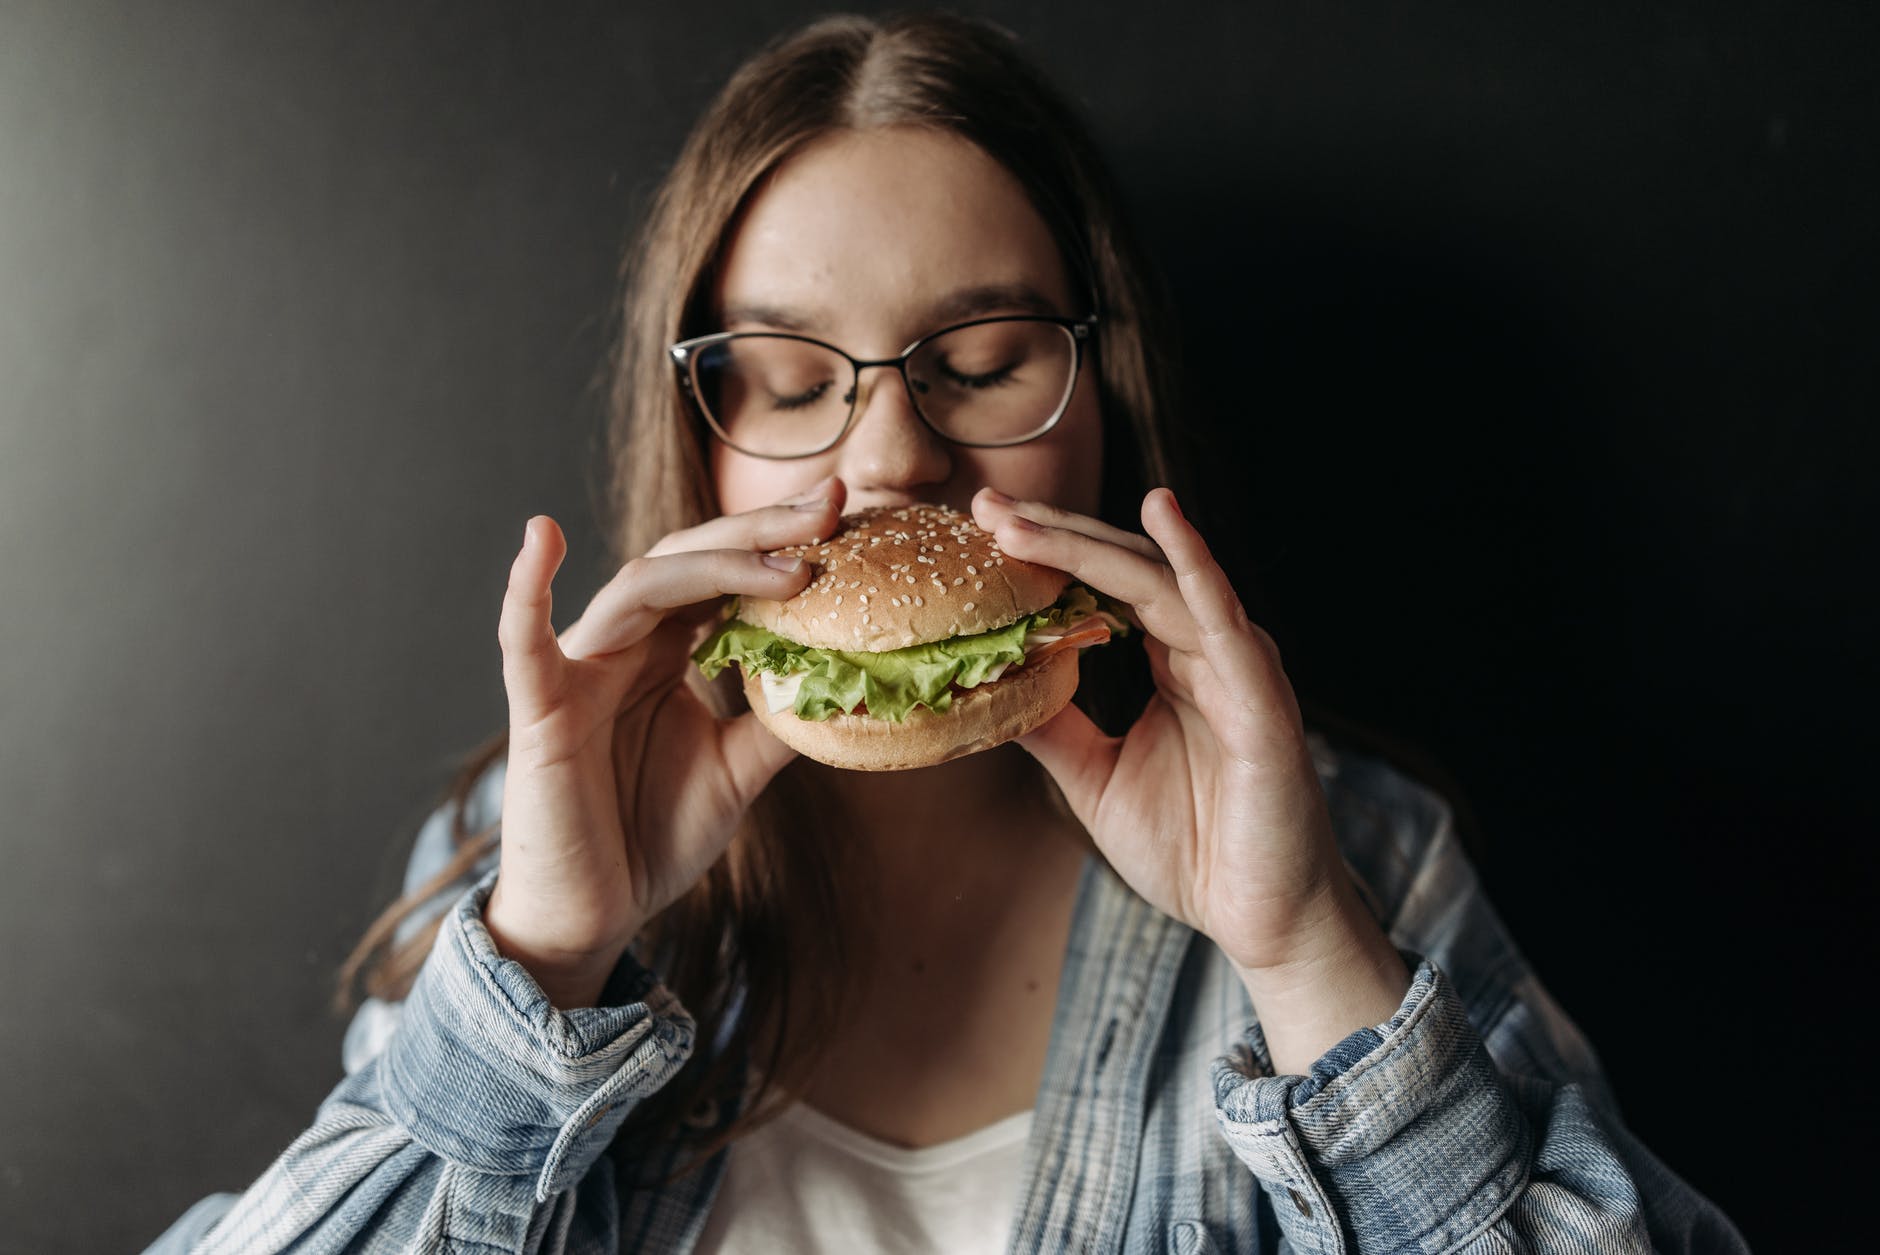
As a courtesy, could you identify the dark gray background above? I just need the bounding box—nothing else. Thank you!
[3,2,1871,1250]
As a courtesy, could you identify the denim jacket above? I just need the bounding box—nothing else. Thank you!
[146,735,1748,1253]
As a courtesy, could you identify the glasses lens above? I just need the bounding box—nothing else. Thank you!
[691,337,853,457]
[907,320,1077,445]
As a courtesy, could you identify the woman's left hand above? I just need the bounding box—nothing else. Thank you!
[972,486,1408,1062]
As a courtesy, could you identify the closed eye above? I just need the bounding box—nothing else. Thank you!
[770,380,836,410]
[939,360,1020,389]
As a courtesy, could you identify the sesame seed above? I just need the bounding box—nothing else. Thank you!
[953,577,964,586]
[975,580,983,590]
[867,586,878,593]
[889,597,900,607]
[835,595,842,604]
[859,594,868,606]
[914,596,924,606]
[964,602,976,611]
[966,564,976,575]
[862,613,871,624]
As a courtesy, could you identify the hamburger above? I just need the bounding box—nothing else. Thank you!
[692,502,1127,771]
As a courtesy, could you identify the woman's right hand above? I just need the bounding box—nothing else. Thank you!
[485,476,846,1008]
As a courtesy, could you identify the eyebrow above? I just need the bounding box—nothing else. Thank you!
[720,282,1065,335]
[719,301,827,333]
[927,282,1064,324]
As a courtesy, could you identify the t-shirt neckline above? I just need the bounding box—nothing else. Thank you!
[777,1101,1034,1174]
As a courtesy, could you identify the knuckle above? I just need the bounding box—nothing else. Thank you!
[727,548,767,583]
[498,621,537,659]
[1024,501,1065,526]
[496,605,526,649]
[757,510,811,546]
[619,555,653,587]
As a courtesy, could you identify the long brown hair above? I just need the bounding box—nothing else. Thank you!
[337,11,1189,1186]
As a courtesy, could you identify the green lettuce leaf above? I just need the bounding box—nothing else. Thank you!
[692,583,1125,723]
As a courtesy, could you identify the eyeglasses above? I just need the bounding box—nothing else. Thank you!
[668,314,1098,460]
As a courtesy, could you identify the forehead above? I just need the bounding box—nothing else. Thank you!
[710,127,1077,341]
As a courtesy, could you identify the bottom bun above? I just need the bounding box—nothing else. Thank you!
[743,648,1081,772]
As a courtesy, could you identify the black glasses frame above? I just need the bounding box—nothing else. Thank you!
[668,313,1100,460]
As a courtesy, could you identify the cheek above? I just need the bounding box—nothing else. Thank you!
[711,443,838,517]
[971,388,1103,514]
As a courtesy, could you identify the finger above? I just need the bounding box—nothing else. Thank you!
[970,487,1164,563]
[1015,699,1119,832]
[558,547,815,660]
[716,707,801,807]
[644,475,848,558]
[499,516,571,728]
[1139,488,1277,708]
[984,511,1202,653]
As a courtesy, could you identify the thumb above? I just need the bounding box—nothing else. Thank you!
[499,516,571,728]
[1017,700,1117,831]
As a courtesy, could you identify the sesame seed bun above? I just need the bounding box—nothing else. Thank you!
[739,503,1069,651]
[725,502,1087,771]
[742,645,1080,772]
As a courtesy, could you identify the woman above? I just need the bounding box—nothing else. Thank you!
[148,13,1746,1254]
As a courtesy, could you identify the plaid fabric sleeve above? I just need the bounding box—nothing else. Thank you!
[145,870,693,1255]
[1207,774,1749,1255]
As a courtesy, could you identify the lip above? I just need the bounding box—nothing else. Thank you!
[837,495,977,518]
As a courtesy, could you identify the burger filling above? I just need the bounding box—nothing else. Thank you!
[693,584,1128,723]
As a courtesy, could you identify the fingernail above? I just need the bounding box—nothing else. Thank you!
[762,554,803,572]
[794,496,829,512]
[521,518,536,549]
[980,486,1013,505]
[1003,513,1041,532]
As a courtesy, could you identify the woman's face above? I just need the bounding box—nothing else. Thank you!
[708,127,1103,520]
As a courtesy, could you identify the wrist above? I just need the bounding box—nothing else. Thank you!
[1228,888,1410,1076]
[483,880,637,1010]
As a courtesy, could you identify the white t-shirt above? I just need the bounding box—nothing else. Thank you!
[692,1100,1033,1254]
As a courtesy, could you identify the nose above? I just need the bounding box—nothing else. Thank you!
[837,363,951,498]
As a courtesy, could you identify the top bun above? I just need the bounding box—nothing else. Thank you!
[740,503,1070,651]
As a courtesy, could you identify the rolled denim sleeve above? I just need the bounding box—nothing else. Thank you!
[383,868,694,1197]
[1213,955,1651,1253]
[145,871,694,1254]
[1207,760,1749,1254]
